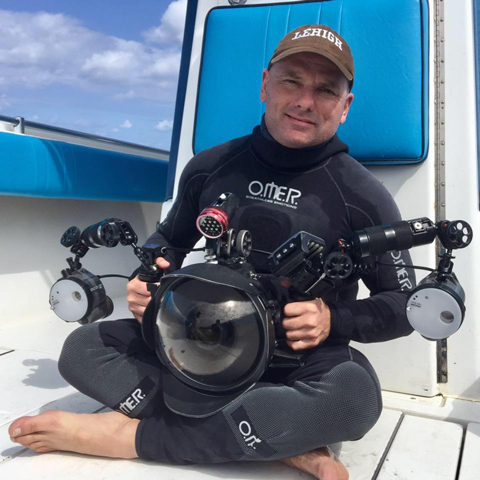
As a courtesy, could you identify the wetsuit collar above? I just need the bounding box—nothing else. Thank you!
[250,116,349,172]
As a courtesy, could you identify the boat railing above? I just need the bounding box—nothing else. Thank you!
[0,114,169,161]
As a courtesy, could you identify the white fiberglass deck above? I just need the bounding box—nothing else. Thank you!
[1,301,479,480]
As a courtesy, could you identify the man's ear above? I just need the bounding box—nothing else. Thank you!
[260,68,269,103]
[340,93,354,125]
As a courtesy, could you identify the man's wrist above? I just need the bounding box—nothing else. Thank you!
[322,300,337,339]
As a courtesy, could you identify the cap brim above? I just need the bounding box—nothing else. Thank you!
[270,46,353,81]
[162,370,254,418]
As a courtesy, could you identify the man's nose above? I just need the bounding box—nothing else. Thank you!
[295,87,315,110]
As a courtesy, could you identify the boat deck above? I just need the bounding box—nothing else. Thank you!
[1,301,479,480]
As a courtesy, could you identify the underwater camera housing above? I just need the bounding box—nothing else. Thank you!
[50,193,473,417]
[140,230,330,417]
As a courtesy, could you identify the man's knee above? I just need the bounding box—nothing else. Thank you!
[58,323,102,386]
[327,362,382,441]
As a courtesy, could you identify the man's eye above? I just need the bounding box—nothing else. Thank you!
[284,79,298,85]
[319,88,335,96]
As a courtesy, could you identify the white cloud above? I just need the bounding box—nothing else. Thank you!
[120,120,133,129]
[155,120,173,131]
[114,90,137,100]
[143,0,187,46]
[0,9,183,99]
[0,93,10,111]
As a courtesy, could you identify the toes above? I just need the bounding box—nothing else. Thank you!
[9,416,34,438]
[30,442,56,454]
[9,411,62,439]
[10,433,45,447]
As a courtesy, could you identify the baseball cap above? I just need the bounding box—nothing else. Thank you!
[269,25,354,83]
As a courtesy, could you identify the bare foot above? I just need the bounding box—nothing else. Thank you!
[282,447,349,480]
[9,410,140,459]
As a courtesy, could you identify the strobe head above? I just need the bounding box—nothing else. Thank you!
[196,193,240,239]
[406,271,465,340]
[49,269,113,324]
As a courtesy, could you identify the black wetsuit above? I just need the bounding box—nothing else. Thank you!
[59,122,415,464]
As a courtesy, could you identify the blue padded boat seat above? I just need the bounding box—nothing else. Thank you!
[0,132,168,202]
[194,0,429,164]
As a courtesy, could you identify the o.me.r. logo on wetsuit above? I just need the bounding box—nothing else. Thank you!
[246,180,301,209]
[230,406,276,458]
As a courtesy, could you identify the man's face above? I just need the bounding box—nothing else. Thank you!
[260,52,354,148]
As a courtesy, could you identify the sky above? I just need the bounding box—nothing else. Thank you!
[0,0,187,151]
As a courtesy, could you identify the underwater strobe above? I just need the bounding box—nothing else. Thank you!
[404,220,473,340]
[327,217,473,340]
[49,218,164,324]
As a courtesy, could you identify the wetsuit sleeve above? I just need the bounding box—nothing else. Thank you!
[143,158,208,272]
[326,190,417,343]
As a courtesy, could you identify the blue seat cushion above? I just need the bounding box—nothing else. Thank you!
[194,0,428,164]
[0,132,168,202]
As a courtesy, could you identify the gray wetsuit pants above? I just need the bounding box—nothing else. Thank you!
[58,318,382,464]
